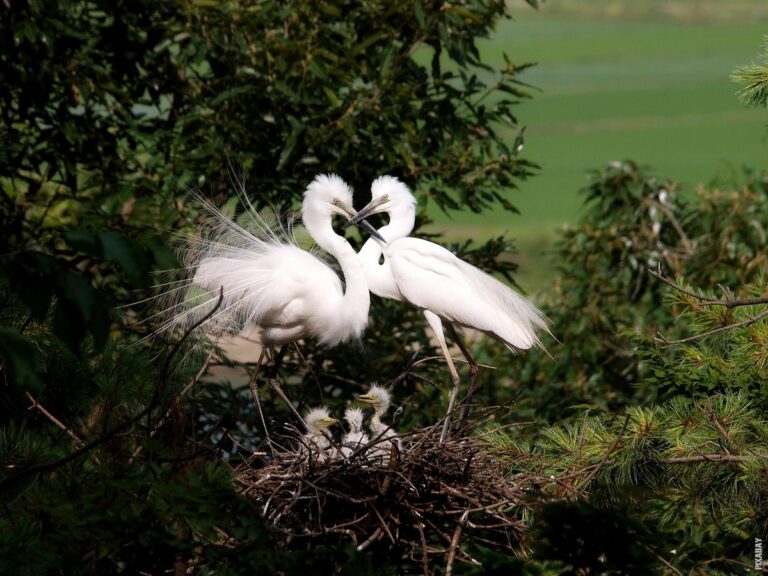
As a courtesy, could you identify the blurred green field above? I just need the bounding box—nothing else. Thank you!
[425,1,768,292]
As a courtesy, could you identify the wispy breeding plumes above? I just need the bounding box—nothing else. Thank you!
[149,173,373,349]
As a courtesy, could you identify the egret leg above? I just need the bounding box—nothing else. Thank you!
[247,348,272,454]
[267,345,307,429]
[445,323,480,431]
[423,310,461,443]
[292,342,323,415]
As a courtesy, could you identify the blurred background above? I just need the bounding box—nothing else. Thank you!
[430,0,768,290]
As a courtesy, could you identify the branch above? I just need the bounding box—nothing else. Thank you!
[577,414,630,490]
[649,268,768,308]
[654,199,693,255]
[25,392,85,448]
[656,308,768,347]
[1,291,225,493]
[663,454,752,464]
[445,508,469,576]
[650,268,768,346]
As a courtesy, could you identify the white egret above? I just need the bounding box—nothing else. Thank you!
[358,385,400,462]
[302,406,338,462]
[165,173,382,349]
[341,407,369,458]
[346,176,549,441]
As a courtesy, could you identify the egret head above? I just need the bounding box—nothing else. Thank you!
[303,174,385,242]
[358,384,392,413]
[344,175,416,232]
[304,406,338,433]
[343,407,365,432]
[303,174,356,221]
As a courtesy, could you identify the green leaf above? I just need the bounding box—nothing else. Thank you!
[63,229,99,254]
[99,231,139,279]
[0,328,40,393]
[277,118,305,171]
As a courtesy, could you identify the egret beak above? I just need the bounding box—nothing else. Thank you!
[321,416,338,428]
[355,219,387,243]
[357,393,376,404]
[337,202,387,243]
[343,196,389,230]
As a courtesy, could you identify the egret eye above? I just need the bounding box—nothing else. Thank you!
[382,194,390,201]
[332,198,340,205]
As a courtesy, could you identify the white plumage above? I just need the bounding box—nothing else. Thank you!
[348,176,549,440]
[358,385,400,462]
[159,174,372,349]
[341,407,369,458]
[302,406,338,462]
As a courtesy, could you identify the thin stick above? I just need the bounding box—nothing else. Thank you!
[654,199,692,255]
[416,521,430,576]
[25,392,85,448]
[649,268,768,308]
[129,351,214,465]
[664,454,751,464]
[445,508,469,576]
[357,527,383,552]
[657,308,768,347]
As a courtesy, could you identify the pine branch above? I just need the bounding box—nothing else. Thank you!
[25,392,86,449]
[656,308,768,347]
[649,269,768,308]
[1,291,225,492]
[577,414,630,490]
[732,36,768,107]
[663,455,752,464]
[649,269,768,346]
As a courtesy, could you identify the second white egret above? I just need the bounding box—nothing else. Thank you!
[346,176,549,441]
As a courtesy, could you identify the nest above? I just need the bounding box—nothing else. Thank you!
[235,422,535,573]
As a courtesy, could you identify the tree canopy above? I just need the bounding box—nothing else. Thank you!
[1,1,766,575]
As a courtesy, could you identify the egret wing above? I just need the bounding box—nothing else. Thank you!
[388,238,547,350]
[162,197,343,338]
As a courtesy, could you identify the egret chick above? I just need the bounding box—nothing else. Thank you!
[302,407,338,462]
[358,385,400,463]
[341,407,369,458]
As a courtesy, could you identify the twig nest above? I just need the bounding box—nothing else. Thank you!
[235,422,532,571]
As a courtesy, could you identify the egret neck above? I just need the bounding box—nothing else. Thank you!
[357,201,415,302]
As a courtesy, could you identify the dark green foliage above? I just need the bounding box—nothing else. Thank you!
[0,1,538,574]
[486,162,768,423]
[481,163,768,573]
[533,501,657,575]
[3,2,767,574]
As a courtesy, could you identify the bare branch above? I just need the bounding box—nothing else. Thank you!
[445,508,469,576]
[25,392,86,449]
[664,454,752,464]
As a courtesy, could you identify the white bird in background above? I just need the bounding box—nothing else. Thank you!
[157,173,384,351]
[358,385,400,462]
[346,176,549,442]
[341,407,369,458]
[302,406,338,462]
